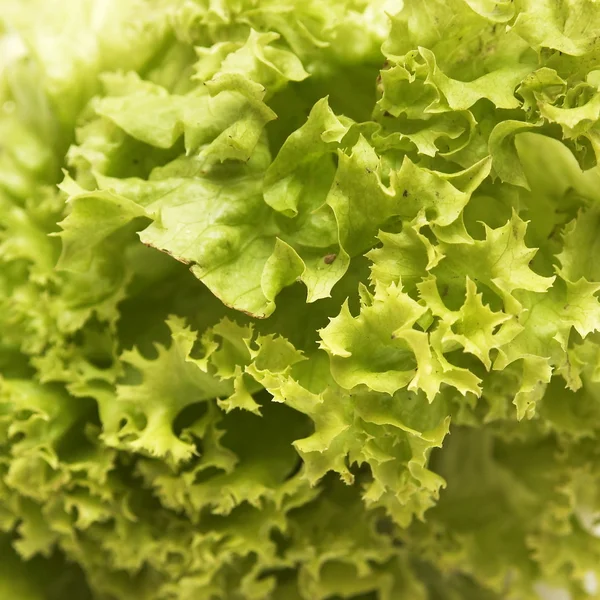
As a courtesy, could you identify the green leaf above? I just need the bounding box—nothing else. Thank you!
[320,281,481,401]
[488,121,540,188]
[512,0,600,56]
[115,316,233,463]
[264,97,351,217]
[430,276,514,370]
[433,211,555,314]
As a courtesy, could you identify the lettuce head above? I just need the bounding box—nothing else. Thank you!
[3,0,600,598]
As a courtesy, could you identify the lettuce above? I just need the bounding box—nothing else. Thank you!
[2,0,600,598]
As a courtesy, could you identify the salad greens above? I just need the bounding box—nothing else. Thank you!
[3,0,600,598]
